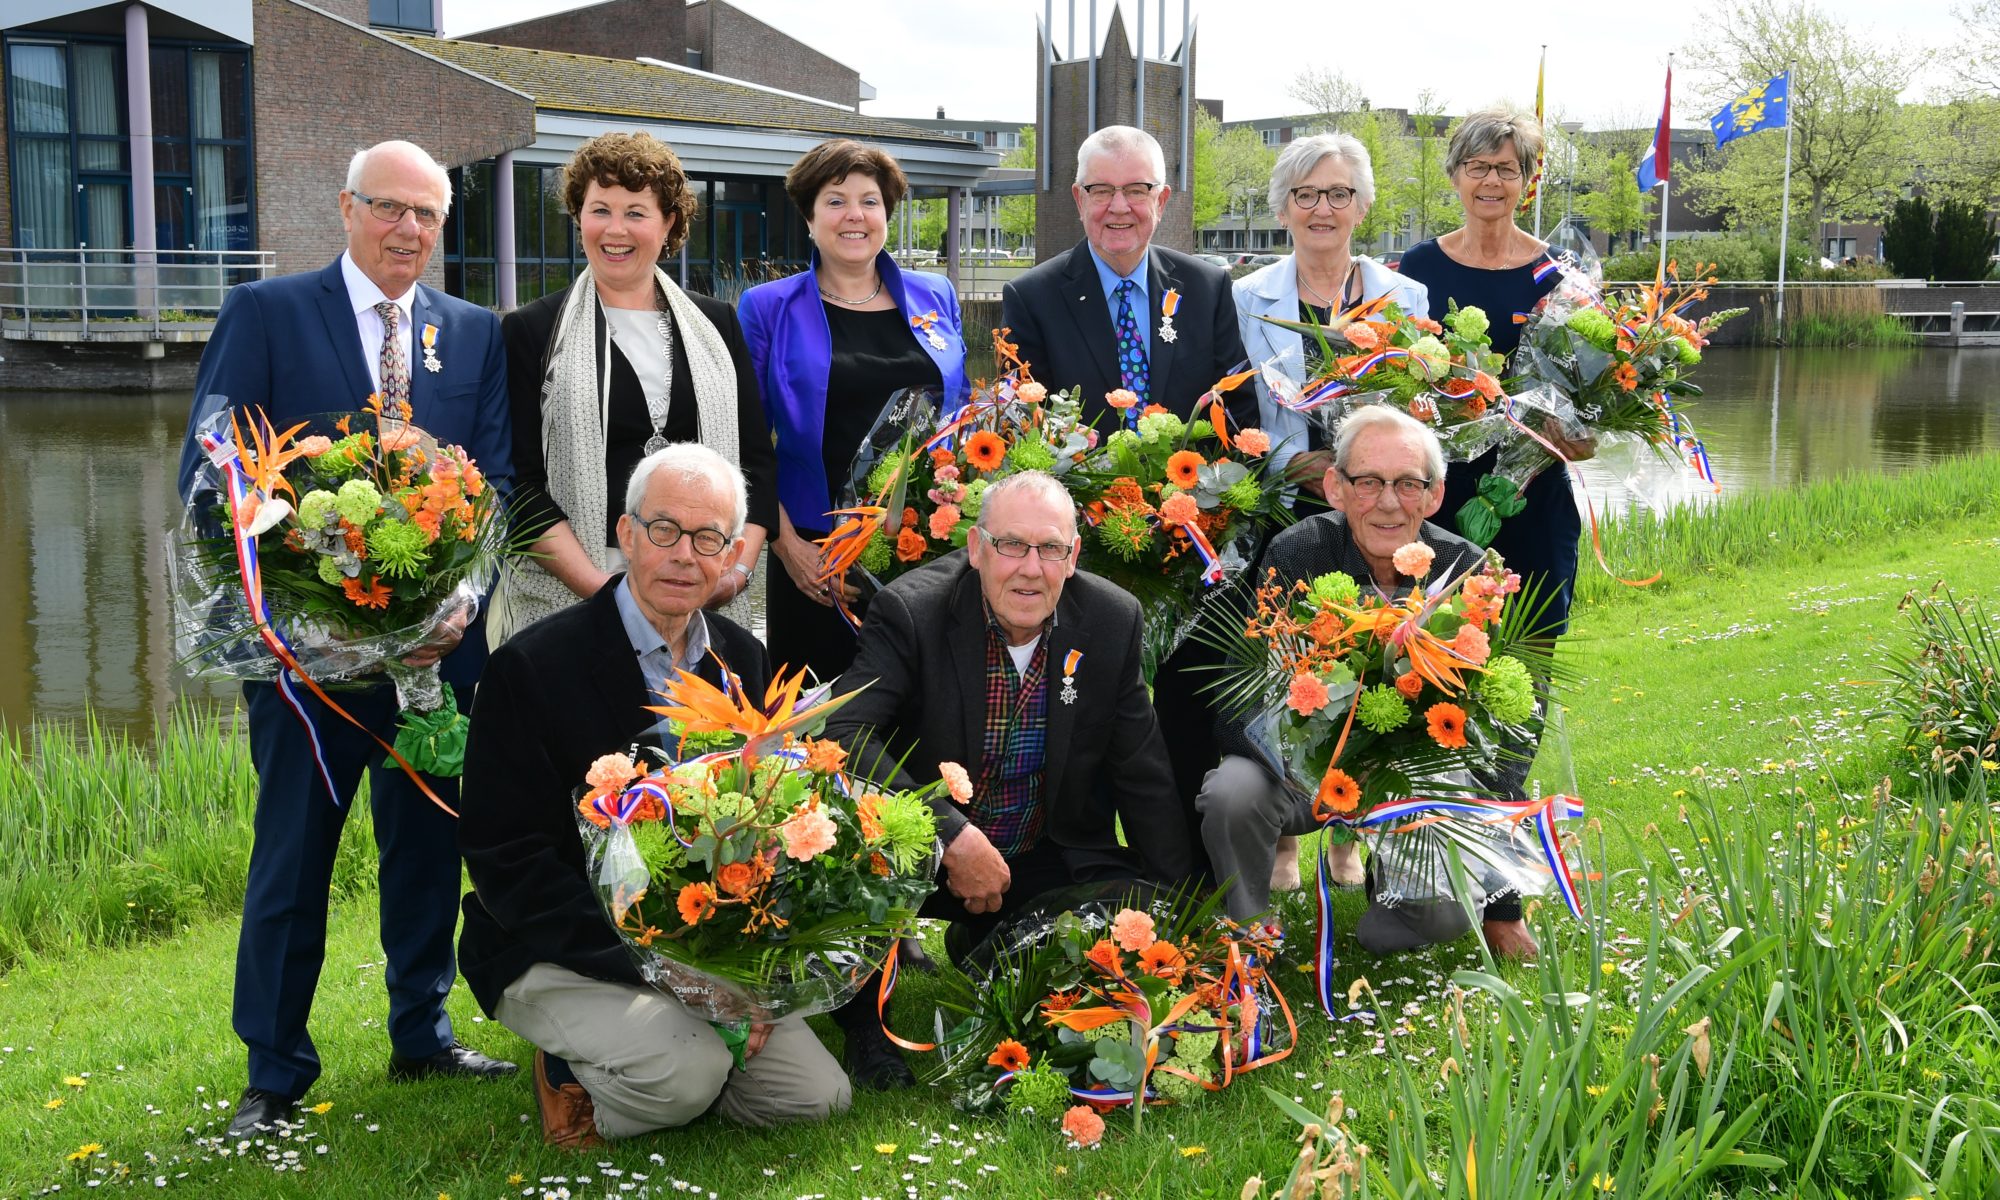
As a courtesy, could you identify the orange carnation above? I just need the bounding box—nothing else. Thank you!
[804,738,847,774]
[1287,672,1330,716]
[1165,450,1205,489]
[965,430,1006,472]
[1425,701,1469,748]
[986,1039,1031,1072]
[1063,1105,1106,1147]
[1158,492,1199,526]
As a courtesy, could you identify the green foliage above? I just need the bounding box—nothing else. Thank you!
[998,127,1036,245]
[1393,92,1461,241]
[1575,150,1652,244]
[1883,195,1936,278]
[1877,584,2000,767]
[1933,197,1995,280]
[911,198,946,251]
[1193,108,1276,239]
[1345,109,1409,251]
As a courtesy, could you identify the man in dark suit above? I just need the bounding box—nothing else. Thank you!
[458,445,849,1147]
[178,140,517,1140]
[822,471,1193,1084]
[1000,125,1256,883]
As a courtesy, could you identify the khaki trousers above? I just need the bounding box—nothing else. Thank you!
[496,962,850,1138]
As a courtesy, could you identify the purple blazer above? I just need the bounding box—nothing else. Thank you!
[737,250,970,525]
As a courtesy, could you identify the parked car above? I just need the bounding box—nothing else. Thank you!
[1198,253,1231,269]
[1249,254,1286,267]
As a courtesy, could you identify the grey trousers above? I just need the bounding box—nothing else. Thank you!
[1196,755,1482,952]
[496,963,851,1138]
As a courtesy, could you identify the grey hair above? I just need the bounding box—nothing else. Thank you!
[344,141,454,214]
[1444,105,1544,180]
[1268,132,1375,216]
[1332,405,1446,484]
[1074,125,1167,187]
[624,442,749,538]
[975,470,1079,536]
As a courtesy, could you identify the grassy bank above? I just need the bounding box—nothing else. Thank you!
[2,482,1997,1197]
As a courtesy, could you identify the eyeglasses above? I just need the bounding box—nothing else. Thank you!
[1457,161,1523,181]
[1289,185,1358,211]
[978,527,1075,561]
[1337,472,1434,501]
[631,514,731,556]
[1079,182,1162,205]
[350,191,445,231]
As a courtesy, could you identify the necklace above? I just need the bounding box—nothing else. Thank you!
[606,288,676,455]
[818,276,884,306]
[1298,259,1358,310]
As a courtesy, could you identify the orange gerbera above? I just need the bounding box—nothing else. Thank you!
[715,861,757,898]
[965,430,1007,472]
[1613,361,1640,392]
[676,882,717,925]
[1425,702,1469,748]
[1138,940,1187,983]
[896,525,928,562]
[1314,767,1360,817]
[986,1039,1031,1072]
[856,794,885,841]
[1084,937,1124,976]
[1165,450,1205,489]
[341,575,392,609]
[1395,670,1426,700]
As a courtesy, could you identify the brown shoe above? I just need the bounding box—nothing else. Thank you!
[534,1050,602,1149]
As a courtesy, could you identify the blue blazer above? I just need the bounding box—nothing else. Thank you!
[177,257,515,685]
[736,250,969,526]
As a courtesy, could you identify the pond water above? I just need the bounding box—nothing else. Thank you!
[4,346,1998,734]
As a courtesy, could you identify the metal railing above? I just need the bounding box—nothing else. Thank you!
[0,248,276,339]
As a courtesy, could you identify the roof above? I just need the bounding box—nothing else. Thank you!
[389,35,970,147]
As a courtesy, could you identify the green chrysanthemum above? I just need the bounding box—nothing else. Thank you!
[1004,1063,1071,1116]
[1673,337,1701,365]
[857,530,893,575]
[315,554,345,585]
[1356,684,1413,734]
[1567,308,1617,351]
[334,478,382,527]
[1136,412,1185,444]
[1219,477,1263,512]
[366,518,430,579]
[1449,305,1490,340]
[1095,505,1156,562]
[1156,1059,1214,1103]
[313,432,376,474]
[1310,571,1360,607]
[1189,419,1215,440]
[1170,1011,1219,1064]
[871,791,939,873]
[1006,440,1055,473]
[629,817,689,875]
[960,478,989,518]
[865,456,905,497]
[298,489,339,530]
[1478,655,1537,725]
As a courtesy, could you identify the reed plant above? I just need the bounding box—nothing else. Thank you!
[1877,583,2000,768]
[1770,286,1917,347]
[1575,452,2000,608]
[0,705,376,967]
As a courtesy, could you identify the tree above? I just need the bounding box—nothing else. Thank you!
[1287,66,1367,132]
[1189,107,1228,229]
[1958,0,2000,95]
[1388,91,1461,242]
[1933,198,1994,279]
[1192,107,1275,245]
[1679,0,1927,240]
[997,127,1036,250]
[1882,195,1935,277]
[1575,150,1654,251]
[911,198,946,252]
[1345,109,1409,252]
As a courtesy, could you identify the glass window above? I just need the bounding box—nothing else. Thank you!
[539,168,569,263]
[369,0,433,32]
[72,44,123,171]
[461,161,493,259]
[8,43,68,133]
[513,163,537,258]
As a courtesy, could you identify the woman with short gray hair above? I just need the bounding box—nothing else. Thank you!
[1236,132,1429,511]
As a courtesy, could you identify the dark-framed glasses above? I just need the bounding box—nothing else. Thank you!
[1079,182,1162,205]
[1457,161,1523,181]
[1338,472,1433,501]
[1289,185,1357,211]
[979,528,1074,561]
[350,191,445,230]
[632,514,731,556]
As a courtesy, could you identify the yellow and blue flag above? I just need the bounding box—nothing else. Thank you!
[1711,71,1788,147]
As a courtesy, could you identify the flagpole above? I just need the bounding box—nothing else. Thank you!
[1533,44,1546,238]
[1773,60,1796,346]
[1655,54,1673,285]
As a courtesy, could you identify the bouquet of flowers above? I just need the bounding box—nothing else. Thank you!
[174,394,508,779]
[929,884,1294,1139]
[816,333,1093,617]
[577,664,951,1022]
[1069,381,1289,679]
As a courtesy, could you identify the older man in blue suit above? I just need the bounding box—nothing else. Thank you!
[179,140,517,1140]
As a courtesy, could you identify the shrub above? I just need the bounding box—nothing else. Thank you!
[1934,198,1995,280]
[1883,196,1936,279]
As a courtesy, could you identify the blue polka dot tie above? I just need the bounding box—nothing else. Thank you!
[1113,278,1149,425]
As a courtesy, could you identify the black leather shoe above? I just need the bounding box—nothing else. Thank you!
[897,936,937,973]
[388,1040,519,1082]
[842,1020,916,1090]
[224,1087,298,1139]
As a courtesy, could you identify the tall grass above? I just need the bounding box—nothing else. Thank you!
[1575,452,2000,608]
[1766,285,1919,347]
[0,705,376,968]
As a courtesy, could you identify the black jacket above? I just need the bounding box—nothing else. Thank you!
[822,551,1192,886]
[456,577,772,1015]
[1002,241,1257,434]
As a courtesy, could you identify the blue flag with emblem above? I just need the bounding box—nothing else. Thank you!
[1711,70,1789,147]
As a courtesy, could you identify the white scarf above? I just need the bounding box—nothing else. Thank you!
[490,266,748,642]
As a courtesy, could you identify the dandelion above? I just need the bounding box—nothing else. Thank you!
[63,1076,87,1089]
[986,1040,1031,1072]
[875,1143,898,1154]
[508,1175,525,1186]
[1425,702,1468,749]
[66,1144,102,1162]
[308,1101,334,1115]
[44,1099,63,1110]
[1111,908,1157,951]
[1180,1146,1207,1158]
[1166,450,1206,489]
[1062,1105,1106,1147]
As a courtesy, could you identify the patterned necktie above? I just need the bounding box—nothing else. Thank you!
[374,300,408,410]
[1113,278,1149,418]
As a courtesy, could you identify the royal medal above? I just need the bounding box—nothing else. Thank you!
[1159,288,1181,344]
[911,309,948,352]
[1059,649,1082,705]
[421,323,442,373]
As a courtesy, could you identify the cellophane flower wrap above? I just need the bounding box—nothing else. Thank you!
[1069,381,1289,681]
[172,394,508,774]
[930,884,1293,1134]
[816,331,1094,610]
[576,665,946,1023]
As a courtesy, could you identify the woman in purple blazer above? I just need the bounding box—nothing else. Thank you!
[738,139,970,683]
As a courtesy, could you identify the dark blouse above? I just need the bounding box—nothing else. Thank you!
[809,301,943,533]
[501,285,779,548]
[1396,239,1559,361]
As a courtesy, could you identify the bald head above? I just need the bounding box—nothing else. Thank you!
[339,140,452,298]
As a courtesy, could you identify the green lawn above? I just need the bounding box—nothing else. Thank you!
[3,520,1996,1199]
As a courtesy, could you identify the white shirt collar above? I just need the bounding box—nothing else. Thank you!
[339,251,416,319]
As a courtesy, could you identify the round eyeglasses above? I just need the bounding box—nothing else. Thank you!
[631,514,731,556]
[1289,185,1357,211]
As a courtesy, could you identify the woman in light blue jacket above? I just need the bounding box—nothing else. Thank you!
[1234,131,1428,508]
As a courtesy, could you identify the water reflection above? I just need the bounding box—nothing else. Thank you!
[5,347,2000,733]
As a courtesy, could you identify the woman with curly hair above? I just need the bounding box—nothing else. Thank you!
[492,131,776,640]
